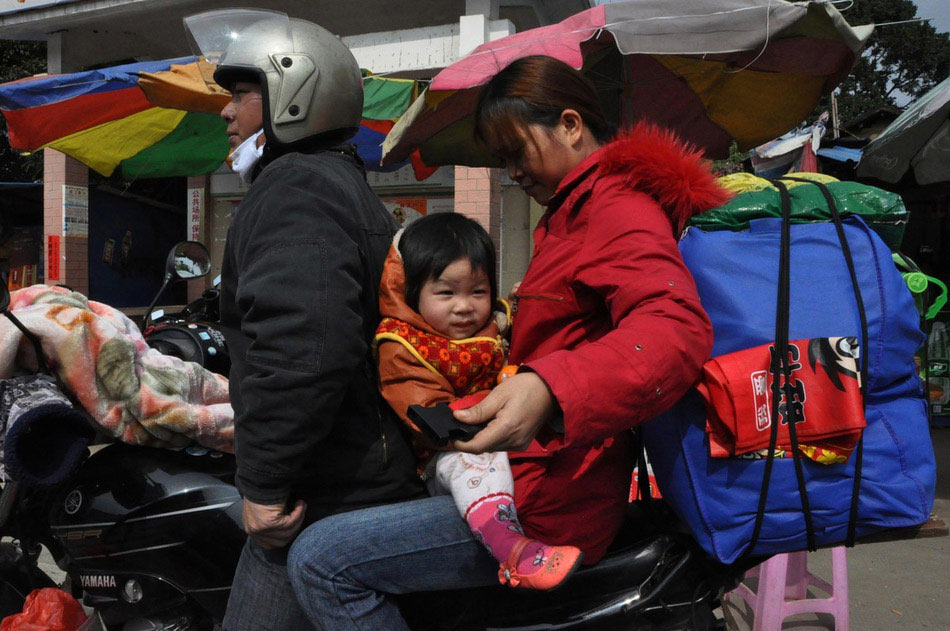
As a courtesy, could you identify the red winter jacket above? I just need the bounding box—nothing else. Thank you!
[506,124,728,563]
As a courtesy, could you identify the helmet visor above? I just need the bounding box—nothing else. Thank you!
[183,9,293,66]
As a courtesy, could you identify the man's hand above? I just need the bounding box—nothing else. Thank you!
[241,498,307,549]
[452,372,556,453]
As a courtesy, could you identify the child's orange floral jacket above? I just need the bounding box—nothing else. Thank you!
[373,242,508,464]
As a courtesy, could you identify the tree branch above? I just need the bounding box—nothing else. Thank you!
[885,70,924,98]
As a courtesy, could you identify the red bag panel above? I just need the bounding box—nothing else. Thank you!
[699,337,865,464]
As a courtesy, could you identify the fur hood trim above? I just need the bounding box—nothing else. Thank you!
[597,123,731,232]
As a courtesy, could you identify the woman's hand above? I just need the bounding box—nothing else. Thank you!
[452,372,556,453]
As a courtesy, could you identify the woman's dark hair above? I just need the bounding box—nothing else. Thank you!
[475,55,615,154]
[399,213,497,312]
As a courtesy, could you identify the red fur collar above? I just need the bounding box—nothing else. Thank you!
[598,123,732,232]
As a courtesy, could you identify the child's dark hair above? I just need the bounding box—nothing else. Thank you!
[399,213,497,312]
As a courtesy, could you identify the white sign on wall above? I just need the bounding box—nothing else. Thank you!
[367,164,454,189]
[188,188,204,241]
[62,185,88,236]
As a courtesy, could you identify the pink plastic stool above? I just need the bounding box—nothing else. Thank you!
[724,546,849,631]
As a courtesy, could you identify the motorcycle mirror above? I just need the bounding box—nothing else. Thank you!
[144,241,212,329]
[167,241,212,281]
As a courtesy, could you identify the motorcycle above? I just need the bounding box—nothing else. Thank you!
[0,242,751,631]
[0,241,242,631]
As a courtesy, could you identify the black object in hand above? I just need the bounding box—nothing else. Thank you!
[407,402,487,446]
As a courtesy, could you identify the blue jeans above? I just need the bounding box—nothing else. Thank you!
[223,538,317,631]
[288,495,499,630]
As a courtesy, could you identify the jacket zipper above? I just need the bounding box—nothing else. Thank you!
[379,418,390,463]
[368,362,390,464]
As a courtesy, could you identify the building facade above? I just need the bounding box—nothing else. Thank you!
[0,0,587,298]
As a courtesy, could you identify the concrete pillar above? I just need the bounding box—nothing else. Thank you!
[465,0,498,17]
[47,31,64,73]
[460,0,500,56]
[43,32,90,294]
[500,186,531,296]
[43,149,89,294]
[456,1,504,262]
[459,13,491,57]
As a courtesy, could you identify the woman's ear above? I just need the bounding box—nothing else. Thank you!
[559,109,585,147]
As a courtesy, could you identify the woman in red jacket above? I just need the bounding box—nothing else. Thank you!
[288,55,728,630]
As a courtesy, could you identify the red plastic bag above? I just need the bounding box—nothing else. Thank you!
[0,588,87,631]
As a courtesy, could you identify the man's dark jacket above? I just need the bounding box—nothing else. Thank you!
[219,143,423,515]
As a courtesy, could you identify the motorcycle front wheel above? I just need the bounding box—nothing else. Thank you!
[0,540,56,619]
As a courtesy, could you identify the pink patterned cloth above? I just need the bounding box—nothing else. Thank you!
[0,285,233,452]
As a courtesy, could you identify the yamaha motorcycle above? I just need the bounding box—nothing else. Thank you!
[0,242,749,631]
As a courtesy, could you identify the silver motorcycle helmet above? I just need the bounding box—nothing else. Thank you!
[184,9,363,146]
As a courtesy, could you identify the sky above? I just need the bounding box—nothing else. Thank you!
[911,0,949,34]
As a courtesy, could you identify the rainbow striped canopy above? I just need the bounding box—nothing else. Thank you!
[0,57,434,180]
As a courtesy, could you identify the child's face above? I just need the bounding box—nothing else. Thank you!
[418,257,492,340]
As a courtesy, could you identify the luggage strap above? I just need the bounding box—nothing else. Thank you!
[745,177,869,556]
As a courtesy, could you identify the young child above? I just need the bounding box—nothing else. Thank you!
[374,213,583,591]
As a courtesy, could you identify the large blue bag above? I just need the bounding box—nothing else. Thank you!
[642,187,936,564]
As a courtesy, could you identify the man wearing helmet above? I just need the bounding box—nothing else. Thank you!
[185,10,423,629]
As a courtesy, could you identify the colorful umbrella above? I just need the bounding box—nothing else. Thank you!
[0,57,230,178]
[383,0,871,167]
[856,77,950,185]
[355,72,437,180]
[0,58,435,180]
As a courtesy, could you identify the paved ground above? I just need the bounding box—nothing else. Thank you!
[724,427,950,631]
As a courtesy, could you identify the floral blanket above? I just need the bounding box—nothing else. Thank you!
[0,285,233,452]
